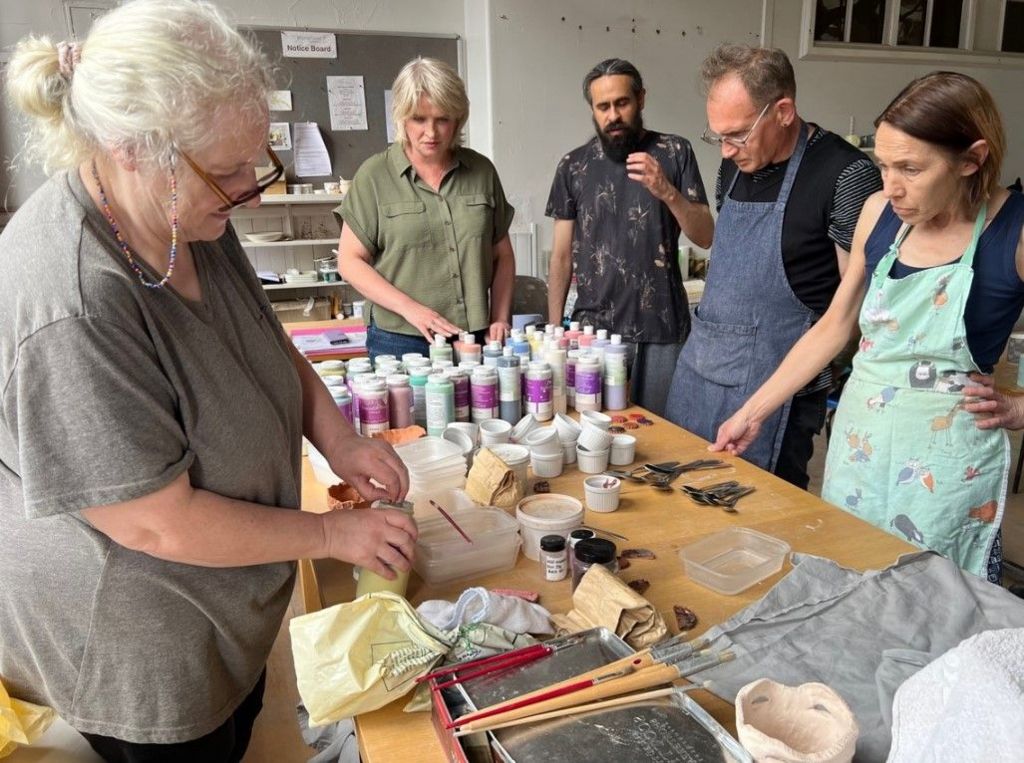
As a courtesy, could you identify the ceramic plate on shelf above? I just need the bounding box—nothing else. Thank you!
[282,271,319,283]
[245,231,286,243]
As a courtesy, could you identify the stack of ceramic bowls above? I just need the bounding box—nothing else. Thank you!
[394,436,468,496]
[576,411,613,474]
[553,413,581,465]
[523,426,563,478]
[510,413,539,444]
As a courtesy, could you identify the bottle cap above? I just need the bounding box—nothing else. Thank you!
[386,374,409,386]
[434,334,447,346]
[583,325,594,335]
[574,537,617,564]
[540,534,567,552]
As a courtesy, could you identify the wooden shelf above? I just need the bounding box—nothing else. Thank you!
[259,193,345,205]
[241,238,337,249]
[262,281,348,291]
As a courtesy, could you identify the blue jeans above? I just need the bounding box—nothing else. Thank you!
[366,323,488,365]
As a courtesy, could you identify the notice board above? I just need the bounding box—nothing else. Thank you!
[242,27,460,184]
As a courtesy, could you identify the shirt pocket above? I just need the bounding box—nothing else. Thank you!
[687,309,757,388]
[381,200,428,247]
[455,193,495,241]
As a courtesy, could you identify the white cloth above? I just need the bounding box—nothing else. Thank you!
[417,587,553,635]
[887,628,1024,762]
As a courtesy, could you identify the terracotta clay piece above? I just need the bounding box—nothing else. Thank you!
[627,579,651,595]
[616,556,631,570]
[673,605,699,631]
[620,548,657,560]
[532,480,551,493]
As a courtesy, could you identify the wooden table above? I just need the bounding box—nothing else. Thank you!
[300,407,913,762]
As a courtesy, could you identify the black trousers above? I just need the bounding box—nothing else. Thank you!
[80,671,266,763]
[773,388,829,491]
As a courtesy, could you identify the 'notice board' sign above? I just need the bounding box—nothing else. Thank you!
[280,31,337,59]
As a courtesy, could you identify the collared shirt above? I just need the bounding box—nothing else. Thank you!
[337,141,514,335]
[545,131,708,343]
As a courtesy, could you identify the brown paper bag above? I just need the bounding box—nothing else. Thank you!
[465,447,522,509]
[551,564,668,649]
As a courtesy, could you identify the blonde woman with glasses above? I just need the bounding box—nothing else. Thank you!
[1,1,414,758]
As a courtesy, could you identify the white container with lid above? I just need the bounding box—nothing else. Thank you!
[515,493,584,561]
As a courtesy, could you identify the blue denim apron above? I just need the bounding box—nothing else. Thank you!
[666,125,816,470]
[821,205,1008,579]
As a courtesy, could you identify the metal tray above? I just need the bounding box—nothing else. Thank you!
[440,628,750,763]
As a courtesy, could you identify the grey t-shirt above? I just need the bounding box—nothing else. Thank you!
[0,170,303,743]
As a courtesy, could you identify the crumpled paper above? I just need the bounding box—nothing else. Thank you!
[0,678,55,758]
[551,564,668,649]
[465,447,521,509]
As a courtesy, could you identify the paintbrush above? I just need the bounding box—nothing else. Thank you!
[452,649,734,733]
[453,682,712,737]
[429,499,473,543]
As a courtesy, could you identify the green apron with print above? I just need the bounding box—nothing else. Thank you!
[822,205,1008,578]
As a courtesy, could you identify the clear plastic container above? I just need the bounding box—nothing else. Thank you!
[394,436,464,468]
[678,527,791,595]
[413,507,521,583]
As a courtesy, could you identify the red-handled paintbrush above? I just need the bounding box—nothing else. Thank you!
[429,499,473,543]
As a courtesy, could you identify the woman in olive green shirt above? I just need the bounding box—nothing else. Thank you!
[337,58,516,361]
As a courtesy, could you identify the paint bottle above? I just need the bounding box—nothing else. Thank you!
[544,340,568,416]
[482,341,503,368]
[574,353,602,412]
[527,327,545,360]
[591,329,610,368]
[329,385,353,424]
[497,346,522,424]
[578,325,595,349]
[430,334,453,365]
[375,360,401,378]
[525,361,554,421]
[603,334,629,411]
[408,364,431,428]
[401,352,425,369]
[425,372,455,437]
[355,501,416,597]
[357,377,390,437]
[540,534,568,582]
[446,367,471,422]
[432,359,454,372]
[565,349,579,409]
[317,360,346,378]
[348,370,375,431]
[554,326,569,350]
[512,333,532,367]
[387,374,414,429]
[565,321,582,350]
[374,354,397,371]
[460,333,482,365]
[471,366,500,421]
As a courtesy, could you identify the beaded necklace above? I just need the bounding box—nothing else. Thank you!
[90,160,178,289]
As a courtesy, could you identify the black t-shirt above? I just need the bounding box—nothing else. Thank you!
[716,126,882,316]
[546,131,709,343]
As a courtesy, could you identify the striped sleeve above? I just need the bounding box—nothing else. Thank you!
[828,158,882,251]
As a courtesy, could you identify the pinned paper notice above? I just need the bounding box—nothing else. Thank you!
[384,89,397,143]
[268,90,293,111]
[268,122,292,151]
[281,31,336,59]
[293,122,332,177]
[327,76,368,131]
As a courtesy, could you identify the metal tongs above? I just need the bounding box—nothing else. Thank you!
[681,480,756,513]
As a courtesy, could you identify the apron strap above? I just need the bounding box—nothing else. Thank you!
[959,203,988,269]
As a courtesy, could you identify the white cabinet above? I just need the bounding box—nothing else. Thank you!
[231,193,347,292]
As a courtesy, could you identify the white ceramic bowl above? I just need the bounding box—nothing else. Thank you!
[510,413,539,443]
[576,446,609,474]
[610,434,637,466]
[523,426,562,456]
[442,427,475,457]
[479,418,512,445]
[562,439,578,464]
[446,421,479,445]
[583,475,621,512]
[578,425,614,453]
[580,410,612,431]
[553,412,582,442]
[531,451,564,478]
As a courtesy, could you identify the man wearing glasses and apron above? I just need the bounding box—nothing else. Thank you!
[666,45,881,489]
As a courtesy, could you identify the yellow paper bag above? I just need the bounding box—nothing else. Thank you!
[0,679,55,758]
[289,592,450,726]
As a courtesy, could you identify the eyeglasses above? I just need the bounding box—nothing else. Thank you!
[178,146,285,212]
[701,101,773,148]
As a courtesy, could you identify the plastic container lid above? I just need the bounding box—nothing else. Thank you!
[679,527,791,595]
[515,493,585,561]
[394,436,464,467]
[574,537,616,564]
[540,534,566,552]
[489,443,530,466]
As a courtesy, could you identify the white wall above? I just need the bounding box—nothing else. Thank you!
[3,0,1024,243]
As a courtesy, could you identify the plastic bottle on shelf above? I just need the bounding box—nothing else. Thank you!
[497,347,522,424]
[317,360,346,378]
[578,325,595,349]
[386,374,413,429]
[565,349,579,409]
[565,321,582,350]
[425,372,455,437]
[574,352,602,412]
[470,366,500,422]
[374,354,397,371]
[525,361,554,421]
[603,334,628,411]
[482,341,503,368]
[459,333,482,365]
[401,352,424,370]
[329,385,353,424]
[408,363,431,428]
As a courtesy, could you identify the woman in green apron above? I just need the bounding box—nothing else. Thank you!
[707,71,1024,582]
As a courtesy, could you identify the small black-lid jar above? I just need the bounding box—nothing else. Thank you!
[572,537,618,589]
